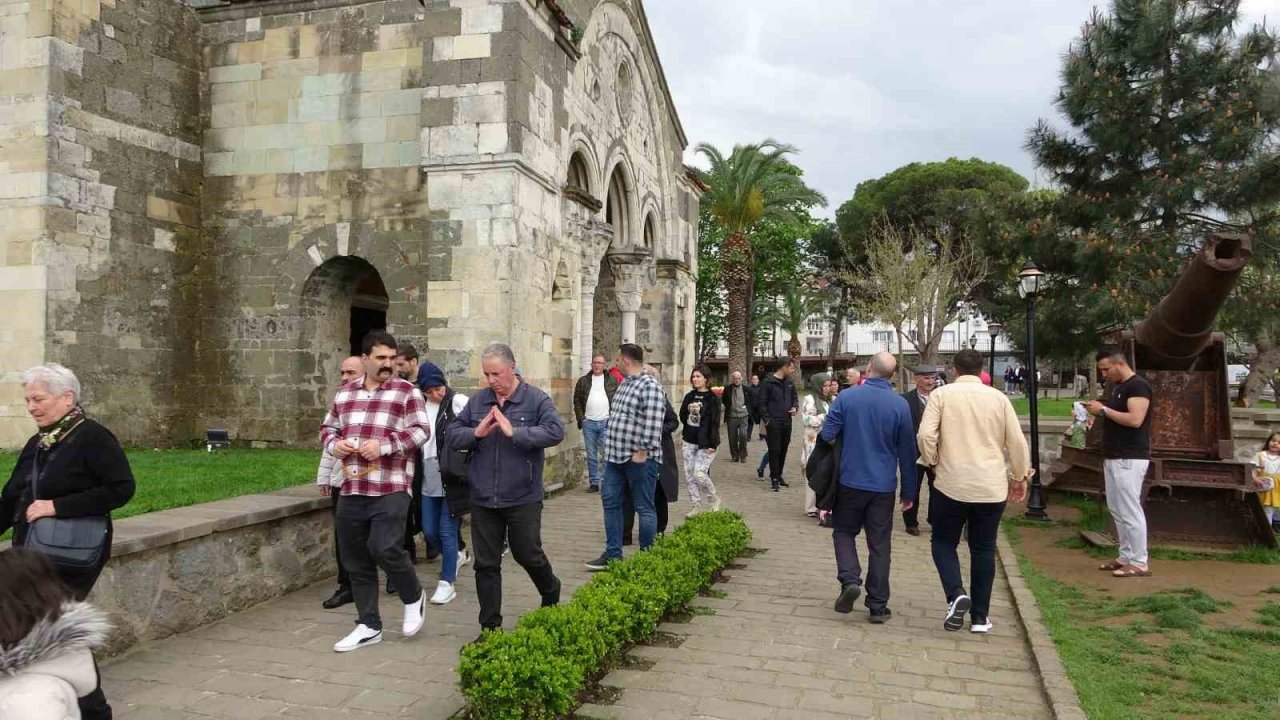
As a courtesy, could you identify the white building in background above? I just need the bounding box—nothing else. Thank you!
[717,313,1020,371]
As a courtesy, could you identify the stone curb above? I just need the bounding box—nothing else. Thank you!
[996,527,1089,720]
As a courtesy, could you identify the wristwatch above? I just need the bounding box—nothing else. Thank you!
[1097,406,1107,418]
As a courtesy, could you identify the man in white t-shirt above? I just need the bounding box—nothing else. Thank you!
[573,355,619,492]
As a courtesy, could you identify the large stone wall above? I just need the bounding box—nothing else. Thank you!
[1,0,698,463]
[0,0,202,446]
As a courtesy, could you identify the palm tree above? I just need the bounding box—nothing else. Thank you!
[779,287,824,362]
[695,141,826,377]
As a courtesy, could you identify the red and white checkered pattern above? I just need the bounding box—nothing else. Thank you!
[319,376,431,497]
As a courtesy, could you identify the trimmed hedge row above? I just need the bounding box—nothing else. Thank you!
[457,511,752,720]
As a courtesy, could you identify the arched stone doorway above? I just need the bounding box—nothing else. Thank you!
[301,256,389,382]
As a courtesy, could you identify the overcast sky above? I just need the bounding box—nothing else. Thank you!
[645,0,1280,218]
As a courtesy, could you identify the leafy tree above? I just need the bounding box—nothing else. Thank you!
[694,205,727,360]
[835,157,1030,259]
[757,286,825,363]
[695,141,826,378]
[1026,0,1280,395]
[853,222,987,371]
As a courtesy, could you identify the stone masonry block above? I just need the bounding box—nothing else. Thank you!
[105,87,141,119]
[457,93,503,124]
[477,122,507,154]
[381,88,421,117]
[461,6,502,35]
[384,114,418,142]
[211,103,247,128]
[428,124,476,156]
[421,97,454,126]
[210,63,263,84]
[292,95,338,123]
[453,34,491,60]
[293,146,328,173]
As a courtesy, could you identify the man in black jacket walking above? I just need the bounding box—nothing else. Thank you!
[758,359,800,491]
[901,365,938,536]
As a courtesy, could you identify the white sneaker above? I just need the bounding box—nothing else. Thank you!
[971,618,994,634]
[429,580,456,605]
[709,497,723,512]
[402,592,426,637]
[458,549,472,568]
[334,624,382,653]
[685,505,703,519]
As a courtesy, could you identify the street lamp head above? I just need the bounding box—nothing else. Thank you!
[1018,260,1045,299]
[987,320,1003,337]
[968,334,978,349]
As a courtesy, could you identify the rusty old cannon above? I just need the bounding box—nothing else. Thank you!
[1048,232,1276,549]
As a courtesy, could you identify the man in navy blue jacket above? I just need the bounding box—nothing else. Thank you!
[447,342,565,637]
[820,351,919,623]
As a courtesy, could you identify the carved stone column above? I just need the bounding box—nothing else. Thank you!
[607,251,650,346]
[578,221,614,371]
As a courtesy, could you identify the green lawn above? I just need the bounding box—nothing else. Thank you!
[0,449,320,540]
[1010,396,1079,418]
[1005,492,1280,718]
[1007,529,1280,719]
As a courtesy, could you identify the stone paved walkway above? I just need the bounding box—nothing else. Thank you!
[104,430,1053,719]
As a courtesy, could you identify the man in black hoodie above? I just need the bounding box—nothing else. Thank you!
[758,359,800,491]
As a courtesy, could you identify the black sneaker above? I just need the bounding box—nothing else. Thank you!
[869,608,892,624]
[584,554,611,572]
[834,584,862,614]
[776,478,790,488]
[587,485,600,493]
[770,482,780,493]
[944,595,972,631]
[756,467,765,479]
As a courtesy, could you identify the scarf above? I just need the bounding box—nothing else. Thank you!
[38,406,86,450]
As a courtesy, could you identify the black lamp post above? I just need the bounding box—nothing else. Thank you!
[1019,260,1049,520]
[986,320,1003,384]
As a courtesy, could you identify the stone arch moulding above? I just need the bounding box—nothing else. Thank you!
[641,202,662,253]
[563,136,602,212]
[603,152,638,249]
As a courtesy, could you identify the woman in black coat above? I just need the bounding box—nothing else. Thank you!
[0,363,135,720]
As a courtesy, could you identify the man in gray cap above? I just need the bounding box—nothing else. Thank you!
[901,364,938,535]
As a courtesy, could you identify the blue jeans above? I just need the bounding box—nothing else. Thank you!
[603,460,657,560]
[757,451,770,475]
[583,419,608,488]
[421,495,459,583]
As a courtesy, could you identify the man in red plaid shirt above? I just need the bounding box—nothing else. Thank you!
[320,331,432,653]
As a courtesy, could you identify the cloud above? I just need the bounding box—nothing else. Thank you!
[646,0,1280,216]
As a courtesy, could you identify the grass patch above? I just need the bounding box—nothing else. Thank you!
[1262,586,1280,594]
[1257,602,1280,627]
[0,449,319,540]
[1010,397,1079,418]
[1007,524,1280,719]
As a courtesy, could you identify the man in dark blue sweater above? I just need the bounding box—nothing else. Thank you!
[820,352,919,623]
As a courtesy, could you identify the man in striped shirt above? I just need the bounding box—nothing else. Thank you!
[319,331,432,653]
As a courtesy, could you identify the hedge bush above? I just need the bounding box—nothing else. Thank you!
[457,510,752,720]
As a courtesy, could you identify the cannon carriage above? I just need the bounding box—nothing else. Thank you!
[1047,232,1276,548]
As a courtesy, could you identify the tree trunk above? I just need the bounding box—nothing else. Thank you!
[1243,340,1280,406]
[723,231,752,378]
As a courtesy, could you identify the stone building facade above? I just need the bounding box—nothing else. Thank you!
[0,0,700,472]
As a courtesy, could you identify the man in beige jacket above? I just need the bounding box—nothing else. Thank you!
[917,349,1029,634]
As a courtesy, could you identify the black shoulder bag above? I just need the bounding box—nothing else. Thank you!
[22,451,110,570]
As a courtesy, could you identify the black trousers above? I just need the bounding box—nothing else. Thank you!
[902,467,936,529]
[336,493,422,630]
[471,503,561,630]
[832,486,895,611]
[727,416,749,461]
[765,418,793,482]
[328,491,350,591]
[41,535,111,720]
[623,479,670,538]
[930,488,1006,621]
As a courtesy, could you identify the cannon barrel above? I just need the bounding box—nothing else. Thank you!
[1133,232,1252,371]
